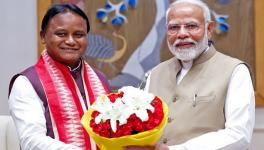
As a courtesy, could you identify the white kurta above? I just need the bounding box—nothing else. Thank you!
[9,75,82,150]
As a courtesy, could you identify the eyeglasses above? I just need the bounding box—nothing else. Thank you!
[167,22,202,35]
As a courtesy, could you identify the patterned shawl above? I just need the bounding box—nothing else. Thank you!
[35,50,109,150]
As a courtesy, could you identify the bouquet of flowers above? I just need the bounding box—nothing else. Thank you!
[81,86,168,150]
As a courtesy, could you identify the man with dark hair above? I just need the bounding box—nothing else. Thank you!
[9,3,109,150]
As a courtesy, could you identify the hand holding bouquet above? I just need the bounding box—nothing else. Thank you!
[81,86,168,150]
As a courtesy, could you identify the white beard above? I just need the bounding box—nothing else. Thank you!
[168,33,209,61]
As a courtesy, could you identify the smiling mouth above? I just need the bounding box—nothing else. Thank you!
[61,48,78,51]
[176,42,195,48]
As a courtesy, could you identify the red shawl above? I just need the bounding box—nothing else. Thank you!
[35,50,109,150]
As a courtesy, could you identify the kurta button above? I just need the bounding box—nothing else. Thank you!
[168,117,172,123]
[172,97,177,102]
[163,138,168,144]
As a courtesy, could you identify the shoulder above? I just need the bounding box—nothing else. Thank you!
[232,63,253,84]
[212,50,253,81]
[210,50,247,74]
[152,57,178,73]
[9,75,34,98]
[215,51,243,65]
[8,66,35,97]
[149,57,180,84]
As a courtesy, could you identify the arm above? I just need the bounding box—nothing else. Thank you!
[9,76,81,150]
[169,64,255,150]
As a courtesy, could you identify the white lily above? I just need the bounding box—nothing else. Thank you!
[120,86,155,122]
[91,95,113,124]
[91,95,129,132]
[91,86,156,133]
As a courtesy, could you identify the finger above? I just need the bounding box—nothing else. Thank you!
[155,143,169,150]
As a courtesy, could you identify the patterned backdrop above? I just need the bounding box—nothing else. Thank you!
[49,0,255,90]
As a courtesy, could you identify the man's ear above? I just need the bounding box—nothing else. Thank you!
[40,31,46,44]
[207,21,215,39]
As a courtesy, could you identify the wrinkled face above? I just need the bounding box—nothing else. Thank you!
[41,11,88,67]
[166,3,213,62]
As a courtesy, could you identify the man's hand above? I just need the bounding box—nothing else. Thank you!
[125,143,169,150]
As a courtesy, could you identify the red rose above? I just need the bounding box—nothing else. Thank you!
[89,92,164,138]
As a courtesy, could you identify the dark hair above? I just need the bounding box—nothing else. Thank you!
[41,3,90,33]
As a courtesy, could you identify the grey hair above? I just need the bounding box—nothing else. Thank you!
[166,0,211,24]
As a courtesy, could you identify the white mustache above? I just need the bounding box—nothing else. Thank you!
[173,38,198,47]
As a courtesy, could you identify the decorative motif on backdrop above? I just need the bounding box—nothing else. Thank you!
[214,0,231,34]
[216,0,231,5]
[86,0,170,89]
[96,0,138,26]
[58,0,230,89]
[211,11,229,34]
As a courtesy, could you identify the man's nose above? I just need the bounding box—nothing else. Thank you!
[65,35,75,45]
[177,26,189,39]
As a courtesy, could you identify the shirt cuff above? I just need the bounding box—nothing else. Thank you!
[169,144,186,150]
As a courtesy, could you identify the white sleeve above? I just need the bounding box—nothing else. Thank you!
[169,64,255,150]
[9,76,81,150]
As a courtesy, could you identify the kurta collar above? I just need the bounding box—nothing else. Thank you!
[67,59,82,72]
[193,45,216,65]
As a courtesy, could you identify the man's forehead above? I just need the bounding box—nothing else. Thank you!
[168,18,200,24]
[168,3,203,16]
[167,3,204,23]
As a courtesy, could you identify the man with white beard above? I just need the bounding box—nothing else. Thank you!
[133,0,255,150]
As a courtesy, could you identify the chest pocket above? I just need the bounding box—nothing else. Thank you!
[177,93,216,107]
[195,94,216,103]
